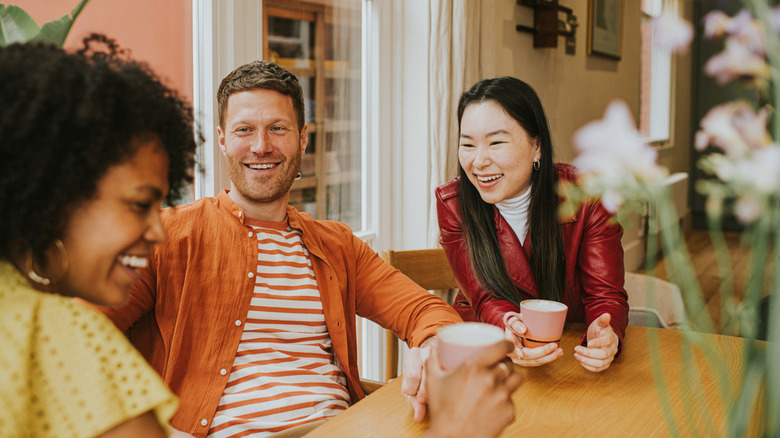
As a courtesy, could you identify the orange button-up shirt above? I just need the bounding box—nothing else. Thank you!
[97,191,461,437]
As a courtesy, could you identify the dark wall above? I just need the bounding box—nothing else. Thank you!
[689,0,758,231]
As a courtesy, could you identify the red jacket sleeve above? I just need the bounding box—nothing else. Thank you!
[435,184,519,329]
[573,200,629,350]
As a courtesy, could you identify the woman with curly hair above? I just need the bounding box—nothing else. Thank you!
[0,35,198,437]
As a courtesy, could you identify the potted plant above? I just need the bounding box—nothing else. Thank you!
[0,0,90,47]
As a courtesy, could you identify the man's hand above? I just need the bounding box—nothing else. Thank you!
[423,340,524,438]
[574,313,619,372]
[401,336,436,422]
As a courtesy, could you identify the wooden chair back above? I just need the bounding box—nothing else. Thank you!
[381,248,458,381]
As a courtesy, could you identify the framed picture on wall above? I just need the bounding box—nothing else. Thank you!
[587,0,622,59]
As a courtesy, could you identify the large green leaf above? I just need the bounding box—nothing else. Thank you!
[0,4,40,47]
[33,0,91,47]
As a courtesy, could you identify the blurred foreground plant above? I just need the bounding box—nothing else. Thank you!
[568,2,780,436]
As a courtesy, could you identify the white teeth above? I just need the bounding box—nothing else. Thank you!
[248,163,276,170]
[118,255,148,269]
[477,174,502,182]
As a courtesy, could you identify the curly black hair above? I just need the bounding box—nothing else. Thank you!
[0,34,200,260]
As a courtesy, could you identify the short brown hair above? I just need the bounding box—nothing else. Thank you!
[217,60,305,131]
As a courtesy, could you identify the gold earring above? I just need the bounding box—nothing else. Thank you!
[24,239,69,286]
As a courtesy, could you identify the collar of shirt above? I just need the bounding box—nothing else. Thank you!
[495,185,532,244]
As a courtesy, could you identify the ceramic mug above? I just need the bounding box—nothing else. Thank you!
[436,322,505,370]
[518,299,568,348]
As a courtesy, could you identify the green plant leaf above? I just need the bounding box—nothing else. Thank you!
[0,4,40,47]
[33,0,91,47]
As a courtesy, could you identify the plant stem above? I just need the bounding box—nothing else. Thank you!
[742,217,769,339]
[766,198,779,436]
[707,210,736,334]
[645,209,683,438]
[734,1,778,435]
[656,189,714,333]
[744,0,780,139]
[725,209,770,436]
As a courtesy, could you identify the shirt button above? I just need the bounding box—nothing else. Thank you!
[201,419,208,426]
[220,368,227,375]
[248,272,255,278]
[235,320,242,326]
[238,211,242,217]
[248,231,254,238]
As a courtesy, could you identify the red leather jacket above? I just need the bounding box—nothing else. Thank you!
[436,164,629,347]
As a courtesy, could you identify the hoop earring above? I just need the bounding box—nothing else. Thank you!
[24,239,69,287]
[533,161,541,171]
[295,172,302,181]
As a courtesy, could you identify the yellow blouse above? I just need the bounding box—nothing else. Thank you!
[0,261,178,437]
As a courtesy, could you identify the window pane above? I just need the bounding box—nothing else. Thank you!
[640,19,652,137]
[639,0,672,143]
[265,1,362,230]
[642,0,662,17]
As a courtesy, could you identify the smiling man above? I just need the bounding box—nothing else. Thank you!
[218,85,305,221]
[97,61,461,438]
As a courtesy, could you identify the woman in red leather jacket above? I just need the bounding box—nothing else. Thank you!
[436,77,629,372]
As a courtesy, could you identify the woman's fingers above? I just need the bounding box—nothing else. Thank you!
[509,343,563,366]
[574,345,615,372]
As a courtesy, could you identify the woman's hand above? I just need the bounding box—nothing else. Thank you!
[423,340,524,438]
[503,312,563,367]
[574,313,619,372]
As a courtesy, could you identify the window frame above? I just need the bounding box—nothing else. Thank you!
[194,0,389,380]
[640,0,677,148]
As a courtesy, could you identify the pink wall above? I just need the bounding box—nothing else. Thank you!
[13,0,193,104]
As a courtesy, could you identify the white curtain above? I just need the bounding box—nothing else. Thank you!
[426,0,483,247]
[325,3,363,231]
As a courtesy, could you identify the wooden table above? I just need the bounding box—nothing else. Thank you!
[306,324,764,437]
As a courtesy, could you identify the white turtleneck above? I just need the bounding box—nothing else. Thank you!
[496,185,532,245]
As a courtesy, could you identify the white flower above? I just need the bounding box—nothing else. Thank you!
[600,190,624,214]
[734,197,761,223]
[651,13,693,53]
[771,6,780,32]
[695,101,771,156]
[702,8,770,84]
[737,145,780,194]
[702,153,738,183]
[698,145,780,224]
[703,10,730,39]
[572,100,668,213]
[725,9,766,56]
[703,40,770,84]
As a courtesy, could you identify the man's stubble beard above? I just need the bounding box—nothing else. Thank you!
[228,143,302,204]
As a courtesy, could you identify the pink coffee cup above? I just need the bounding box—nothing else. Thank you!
[436,322,505,370]
[518,299,568,348]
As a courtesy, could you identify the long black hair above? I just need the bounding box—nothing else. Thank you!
[456,77,565,304]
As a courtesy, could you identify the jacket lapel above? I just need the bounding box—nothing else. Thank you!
[493,208,539,298]
[493,179,579,300]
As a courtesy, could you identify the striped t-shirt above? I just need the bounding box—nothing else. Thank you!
[207,218,350,437]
